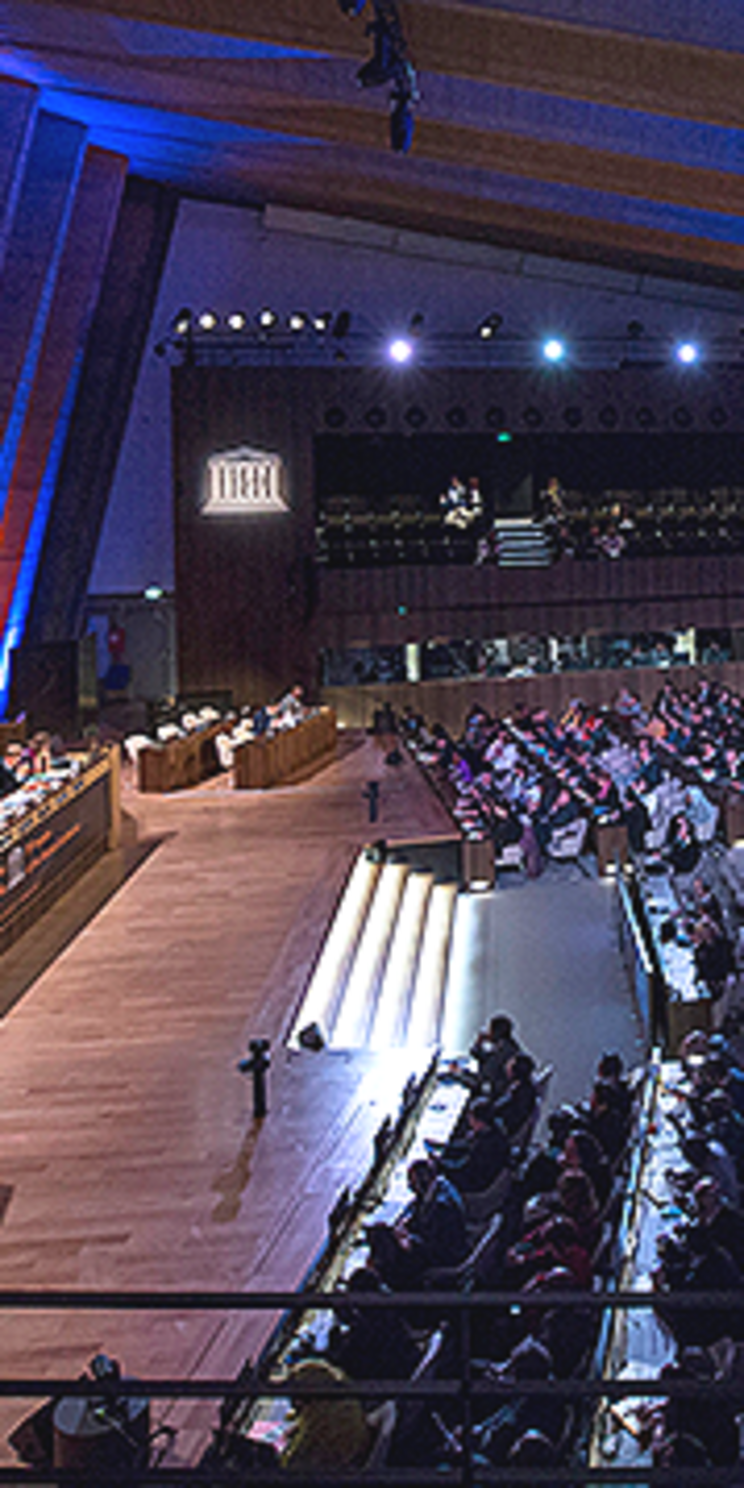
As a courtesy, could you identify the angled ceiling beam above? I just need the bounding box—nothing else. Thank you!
[39,56,744,224]
[234,156,744,281]
[38,0,744,131]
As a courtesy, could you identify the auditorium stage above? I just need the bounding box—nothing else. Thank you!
[0,735,455,1461]
[0,733,640,1465]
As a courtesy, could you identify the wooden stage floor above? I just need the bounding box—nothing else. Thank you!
[0,734,453,1462]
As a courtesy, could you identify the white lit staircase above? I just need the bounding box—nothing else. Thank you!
[289,850,463,1052]
[493,517,553,567]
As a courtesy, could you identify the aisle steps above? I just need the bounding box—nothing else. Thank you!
[289,851,462,1051]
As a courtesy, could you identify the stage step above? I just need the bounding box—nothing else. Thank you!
[369,870,434,1050]
[332,862,409,1047]
[290,849,462,1052]
[493,517,552,567]
[405,881,458,1048]
[288,851,381,1048]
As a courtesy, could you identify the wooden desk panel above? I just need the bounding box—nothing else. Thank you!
[233,710,337,790]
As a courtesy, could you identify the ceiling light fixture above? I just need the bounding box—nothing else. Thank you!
[349,0,417,153]
[479,313,503,341]
[388,336,413,364]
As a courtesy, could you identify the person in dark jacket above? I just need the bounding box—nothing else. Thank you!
[433,1100,510,1195]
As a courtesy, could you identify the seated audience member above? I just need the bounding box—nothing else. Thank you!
[326,1266,420,1383]
[489,1054,537,1137]
[519,1106,577,1201]
[653,1230,743,1347]
[470,1015,523,1099]
[665,812,701,875]
[560,1128,611,1207]
[0,753,20,797]
[555,1169,600,1253]
[651,1349,739,1470]
[595,1052,634,1128]
[690,1176,744,1275]
[679,1131,740,1210]
[622,783,651,855]
[432,1099,510,1195]
[692,914,735,1002]
[2,741,31,787]
[366,1158,468,1289]
[507,1429,560,1477]
[584,1077,629,1162]
[504,1214,593,1291]
[279,1358,372,1473]
[473,1338,566,1466]
[689,875,725,930]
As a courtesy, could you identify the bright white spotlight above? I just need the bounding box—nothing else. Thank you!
[257,307,278,329]
[676,341,699,365]
[227,311,246,331]
[542,337,565,363]
[198,310,218,331]
[287,311,308,333]
[389,337,413,364]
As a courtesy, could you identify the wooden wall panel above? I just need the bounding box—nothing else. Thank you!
[173,365,744,705]
[323,662,744,735]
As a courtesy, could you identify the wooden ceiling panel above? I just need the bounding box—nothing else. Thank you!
[7,0,744,283]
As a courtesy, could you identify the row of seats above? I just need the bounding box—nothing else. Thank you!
[225,1032,642,1479]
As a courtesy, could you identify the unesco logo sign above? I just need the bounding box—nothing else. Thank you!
[202,446,288,515]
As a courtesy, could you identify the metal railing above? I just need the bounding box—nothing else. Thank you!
[1,1287,743,1485]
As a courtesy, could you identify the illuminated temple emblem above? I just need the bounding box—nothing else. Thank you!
[202,446,288,514]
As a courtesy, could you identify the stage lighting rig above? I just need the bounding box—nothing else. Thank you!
[344,0,418,152]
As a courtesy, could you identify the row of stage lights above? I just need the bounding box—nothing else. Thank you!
[172,307,351,338]
[169,307,705,368]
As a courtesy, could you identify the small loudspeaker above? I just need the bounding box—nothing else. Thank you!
[298,1022,325,1051]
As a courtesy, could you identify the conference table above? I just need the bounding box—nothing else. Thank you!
[0,745,120,954]
[233,708,337,789]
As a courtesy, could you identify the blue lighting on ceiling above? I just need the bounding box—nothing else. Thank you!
[110,18,330,61]
[36,90,320,165]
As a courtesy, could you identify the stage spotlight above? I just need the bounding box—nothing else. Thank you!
[675,340,699,365]
[479,313,503,341]
[198,310,218,331]
[172,308,192,336]
[257,307,278,329]
[313,311,333,333]
[226,311,247,331]
[287,311,308,333]
[388,336,413,364]
[542,337,565,363]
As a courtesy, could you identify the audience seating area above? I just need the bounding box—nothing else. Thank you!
[218,1028,658,1483]
[316,487,744,569]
